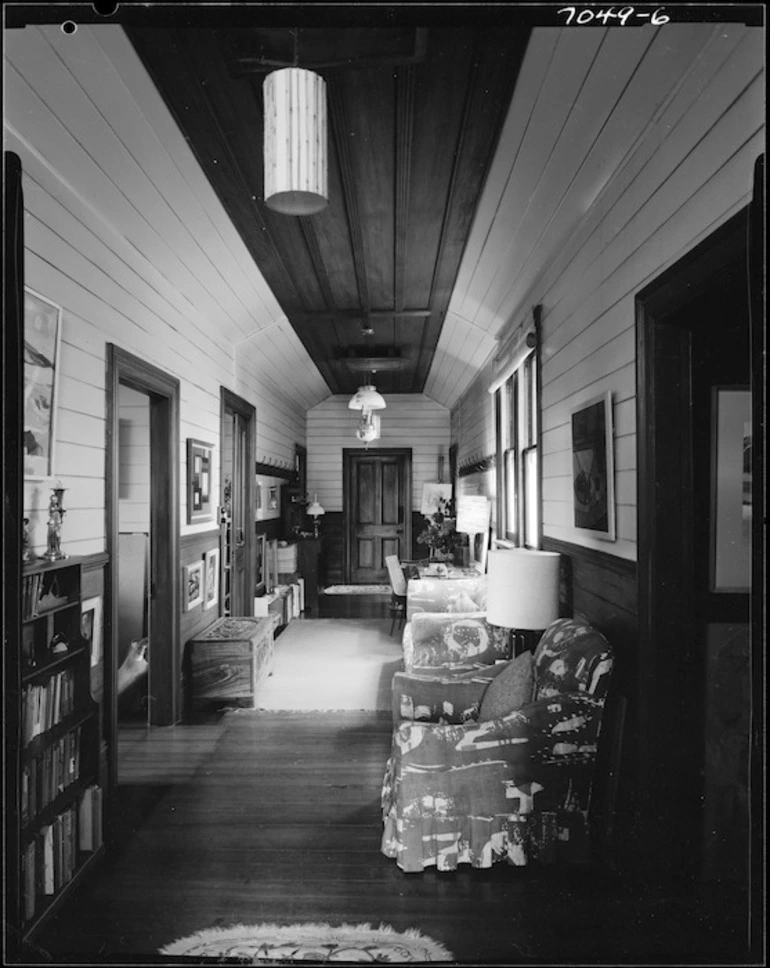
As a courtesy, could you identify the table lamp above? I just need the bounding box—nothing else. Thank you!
[486,549,561,655]
[307,494,325,538]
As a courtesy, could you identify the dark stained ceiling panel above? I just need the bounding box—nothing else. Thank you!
[126,25,530,395]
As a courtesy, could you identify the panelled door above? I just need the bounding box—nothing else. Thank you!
[344,449,412,584]
[220,388,255,616]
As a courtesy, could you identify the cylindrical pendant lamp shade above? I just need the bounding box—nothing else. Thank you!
[264,67,328,216]
[486,549,561,630]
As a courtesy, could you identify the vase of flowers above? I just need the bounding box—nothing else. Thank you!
[417,497,463,562]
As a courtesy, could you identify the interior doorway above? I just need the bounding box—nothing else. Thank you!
[636,209,753,887]
[106,346,180,790]
[343,448,412,584]
[116,385,151,728]
[220,388,255,617]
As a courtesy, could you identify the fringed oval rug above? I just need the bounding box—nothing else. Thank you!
[323,584,391,595]
[159,921,453,963]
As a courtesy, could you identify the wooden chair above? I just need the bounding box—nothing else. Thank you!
[384,555,407,636]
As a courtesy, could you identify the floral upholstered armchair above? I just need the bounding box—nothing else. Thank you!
[381,618,614,872]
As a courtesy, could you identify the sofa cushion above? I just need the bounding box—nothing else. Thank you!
[406,576,487,619]
[477,650,535,721]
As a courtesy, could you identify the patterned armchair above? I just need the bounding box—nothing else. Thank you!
[405,575,487,620]
[381,618,614,872]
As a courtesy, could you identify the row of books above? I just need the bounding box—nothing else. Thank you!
[22,669,76,745]
[21,784,103,922]
[22,572,72,621]
[21,727,81,826]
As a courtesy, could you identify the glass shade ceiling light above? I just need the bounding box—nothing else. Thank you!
[356,412,381,443]
[263,66,328,216]
[348,383,386,411]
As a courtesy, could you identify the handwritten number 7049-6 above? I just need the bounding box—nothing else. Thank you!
[557,7,670,26]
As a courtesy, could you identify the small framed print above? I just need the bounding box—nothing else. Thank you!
[204,547,220,610]
[81,595,103,669]
[187,439,214,524]
[24,288,63,479]
[184,561,204,611]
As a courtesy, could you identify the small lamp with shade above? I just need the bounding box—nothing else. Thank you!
[486,549,561,656]
[307,494,325,538]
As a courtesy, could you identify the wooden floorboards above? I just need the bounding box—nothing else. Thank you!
[26,600,754,965]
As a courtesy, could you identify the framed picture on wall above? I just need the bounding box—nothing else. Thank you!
[570,391,616,541]
[710,387,751,592]
[23,288,62,479]
[81,595,103,669]
[204,547,220,609]
[184,561,204,611]
[187,439,214,523]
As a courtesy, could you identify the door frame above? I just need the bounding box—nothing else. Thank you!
[106,346,180,782]
[220,387,256,615]
[342,447,412,582]
[635,209,751,872]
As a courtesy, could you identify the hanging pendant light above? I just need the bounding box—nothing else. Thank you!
[348,383,386,411]
[263,32,328,216]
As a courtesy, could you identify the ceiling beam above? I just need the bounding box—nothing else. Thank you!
[293,309,431,321]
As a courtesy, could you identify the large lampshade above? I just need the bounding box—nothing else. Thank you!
[348,384,386,411]
[263,67,328,216]
[486,549,560,630]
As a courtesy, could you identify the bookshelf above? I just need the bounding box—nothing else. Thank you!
[14,557,105,944]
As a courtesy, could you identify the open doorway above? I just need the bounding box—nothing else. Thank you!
[636,208,753,889]
[116,385,151,729]
[106,346,180,794]
[220,388,255,617]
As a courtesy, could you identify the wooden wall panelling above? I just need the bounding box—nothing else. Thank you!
[541,536,637,869]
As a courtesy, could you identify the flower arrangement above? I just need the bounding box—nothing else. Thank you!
[417,497,464,560]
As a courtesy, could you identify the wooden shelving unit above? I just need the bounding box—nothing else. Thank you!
[11,557,105,947]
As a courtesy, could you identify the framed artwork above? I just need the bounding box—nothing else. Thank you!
[187,439,214,523]
[24,288,63,479]
[204,547,220,609]
[421,482,453,517]
[81,595,103,669]
[184,561,204,611]
[710,387,751,592]
[570,391,616,541]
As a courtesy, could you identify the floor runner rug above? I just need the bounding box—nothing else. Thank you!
[255,618,402,710]
[160,921,453,962]
[323,584,391,595]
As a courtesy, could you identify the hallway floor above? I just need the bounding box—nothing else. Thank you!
[25,598,755,965]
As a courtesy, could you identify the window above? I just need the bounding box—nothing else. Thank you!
[496,343,540,547]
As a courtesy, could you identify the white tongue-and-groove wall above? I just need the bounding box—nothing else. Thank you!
[8,24,326,555]
[448,23,764,561]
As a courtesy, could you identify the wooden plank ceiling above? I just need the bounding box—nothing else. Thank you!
[125,26,529,396]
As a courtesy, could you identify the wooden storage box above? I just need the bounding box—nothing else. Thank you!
[189,617,274,709]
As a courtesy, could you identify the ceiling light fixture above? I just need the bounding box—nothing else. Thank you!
[263,30,328,216]
[348,383,386,411]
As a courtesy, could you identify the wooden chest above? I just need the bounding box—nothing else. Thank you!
[189,617,274,709]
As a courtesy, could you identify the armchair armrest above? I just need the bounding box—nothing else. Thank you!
[391,664,506,727]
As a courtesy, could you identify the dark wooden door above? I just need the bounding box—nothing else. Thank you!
[344,449,411,584]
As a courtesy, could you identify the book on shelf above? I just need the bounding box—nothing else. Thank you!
[77,784,103,852]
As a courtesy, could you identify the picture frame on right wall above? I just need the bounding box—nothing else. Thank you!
[570,391,616,542]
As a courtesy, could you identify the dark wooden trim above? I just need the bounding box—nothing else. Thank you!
[254,460,293,480]
[342,447,412,583]
[541,537,637,581]
[220,388,256,616]
[106,345,180,775]
[458,454,496,477]
[82,551,110,573]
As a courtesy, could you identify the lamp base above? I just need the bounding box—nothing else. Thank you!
[512,629,543,657]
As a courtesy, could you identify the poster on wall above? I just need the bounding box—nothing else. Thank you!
[23,288,62,479]
[570,391,616,541]
[255,475,282,521]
